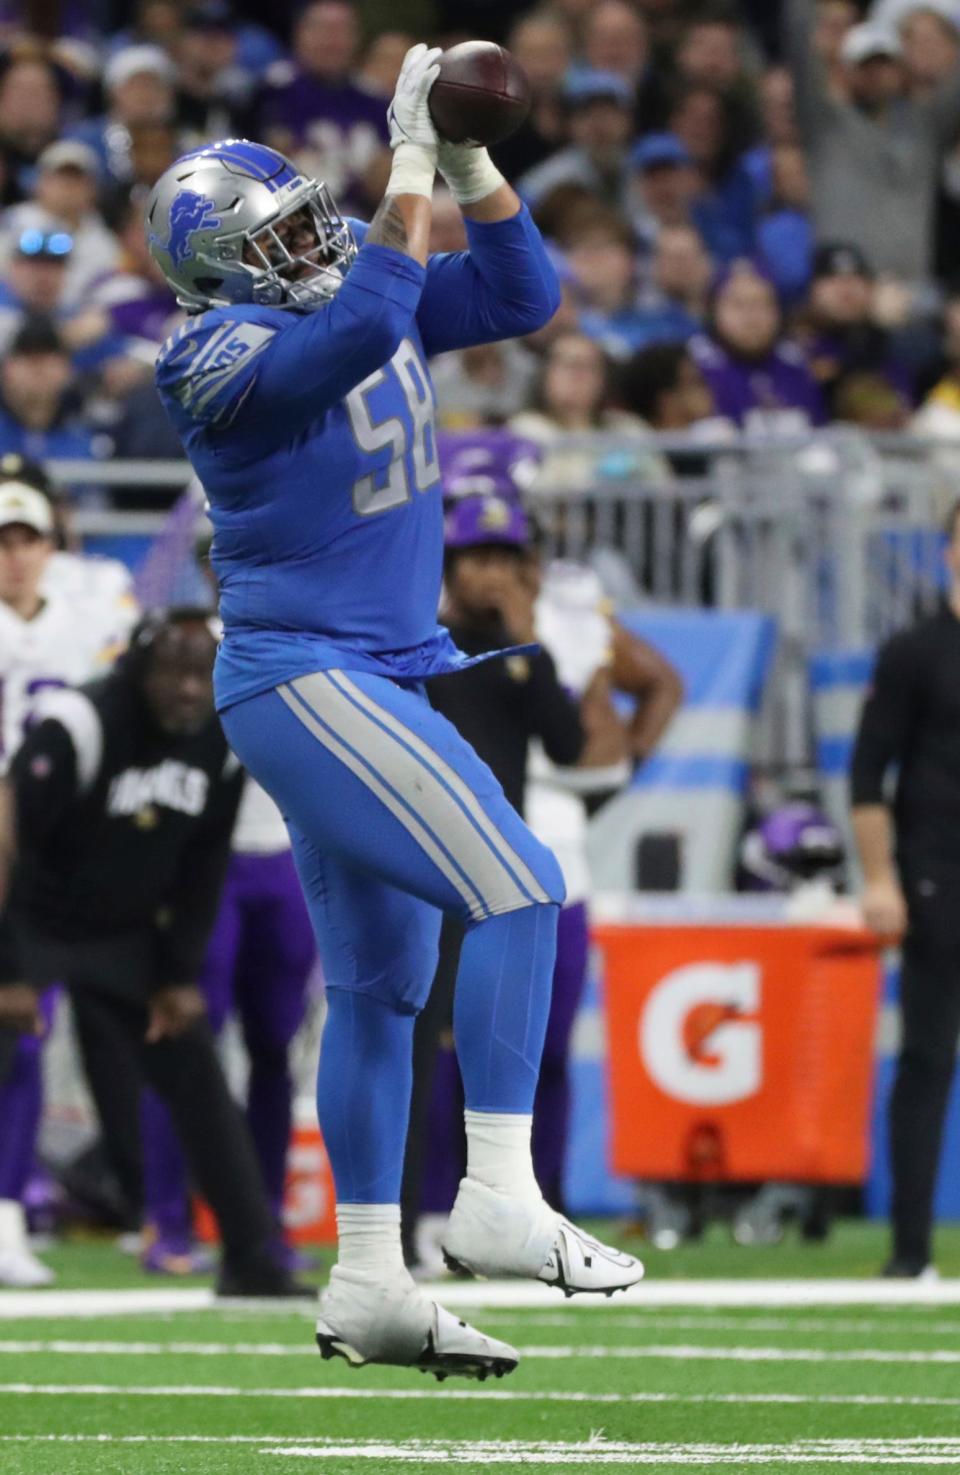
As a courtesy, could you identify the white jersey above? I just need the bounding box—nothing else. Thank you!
[526,561,631,904]
[43,550,138,626]
[0,582,133,770]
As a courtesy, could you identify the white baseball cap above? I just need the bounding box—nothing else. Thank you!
[37,140,101,176]
[0,482,54,536]
[842,23,902,65]
[898,0,960,34]
[105,45,176,93]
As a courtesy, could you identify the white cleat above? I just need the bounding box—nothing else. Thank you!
[0,1200,55,1288]
[442,1178,644,1298]
[314,1265,519,1381]
[0,1245,56,1288]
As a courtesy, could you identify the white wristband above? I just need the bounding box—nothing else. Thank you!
[387,141,437,200]
[438,145,505,206]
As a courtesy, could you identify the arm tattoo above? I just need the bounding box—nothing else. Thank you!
[367,196,410,254]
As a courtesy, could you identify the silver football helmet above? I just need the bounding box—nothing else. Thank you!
[145,139,357,313]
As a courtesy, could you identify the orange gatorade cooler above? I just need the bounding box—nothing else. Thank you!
[594,916,883,1184]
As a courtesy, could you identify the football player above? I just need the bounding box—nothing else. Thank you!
[0,460,137,1288]
[148,46,643,1378]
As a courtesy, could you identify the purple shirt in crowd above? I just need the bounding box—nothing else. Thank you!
[256,64,389,213]
[690,333,827,433]
[89,273,180,354]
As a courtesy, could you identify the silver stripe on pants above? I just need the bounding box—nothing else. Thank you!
[279,672,539,920]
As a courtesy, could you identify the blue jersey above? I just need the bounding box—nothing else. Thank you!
[156,206,560,712]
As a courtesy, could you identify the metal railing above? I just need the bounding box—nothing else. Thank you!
[515,429,953,648]
[51,425,957,660]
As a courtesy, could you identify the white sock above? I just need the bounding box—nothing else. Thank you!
[464,1110,542,1204]
[336,1204,405,1276]
[0,1199,28,1251]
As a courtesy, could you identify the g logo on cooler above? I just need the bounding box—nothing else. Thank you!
[639,962,762,1106]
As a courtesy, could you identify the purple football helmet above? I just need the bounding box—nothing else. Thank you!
[740,802,845,893]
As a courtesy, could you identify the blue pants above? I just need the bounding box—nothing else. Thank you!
[222,670,564,1204]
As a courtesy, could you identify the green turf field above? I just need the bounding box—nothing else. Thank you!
[4,1222,960,1473]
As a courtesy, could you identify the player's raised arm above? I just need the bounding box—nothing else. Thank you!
[149,50,446,447]
[222,45,444,439]
[368,42,440,266]
[415,138,561,358]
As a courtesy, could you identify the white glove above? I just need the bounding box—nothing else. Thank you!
[437,140,506,206]
[387,43,442,152]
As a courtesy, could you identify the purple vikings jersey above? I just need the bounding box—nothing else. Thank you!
[258,68,390,210]
[89,273,179,350]
[690,333,826,433]
[155,208,560,713]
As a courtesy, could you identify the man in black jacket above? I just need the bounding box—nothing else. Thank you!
[0,607,300,1295]
[851,502,960,1280]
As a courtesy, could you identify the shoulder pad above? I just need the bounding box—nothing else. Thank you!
[157,309,279,427]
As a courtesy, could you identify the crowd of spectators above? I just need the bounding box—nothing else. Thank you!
[4,0,960,503]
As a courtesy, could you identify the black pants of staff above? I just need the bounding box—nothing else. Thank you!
[25,930,278,1279]
[890,870,960,1265]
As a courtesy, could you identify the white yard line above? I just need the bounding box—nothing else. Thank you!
[255,1439,960,1463]
[7,1437,960,1466]
[480,1312,960,1335]
[4,1382,960,1409]
[6,1338,960,1365]
[6,1279,960,1320]
[518,1343,960,1363]
[0,1340,327,1357]
[0,1288,218,1320]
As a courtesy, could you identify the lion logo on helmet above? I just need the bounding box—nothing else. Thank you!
[150,189,222,270]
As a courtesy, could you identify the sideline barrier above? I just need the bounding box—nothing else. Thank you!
[586,610,777,893]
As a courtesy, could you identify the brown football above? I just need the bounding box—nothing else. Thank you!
[428,40,531,148]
